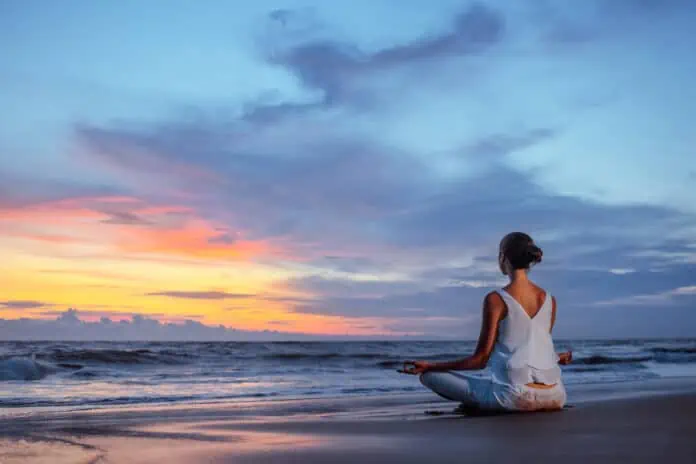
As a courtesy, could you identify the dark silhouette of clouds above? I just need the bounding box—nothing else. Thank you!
[0,309,413,341]
[35,309,204,321]
[0,308,280,341]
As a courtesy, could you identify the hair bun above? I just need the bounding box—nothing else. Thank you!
[500,232,543,270]
[528,244,543,265]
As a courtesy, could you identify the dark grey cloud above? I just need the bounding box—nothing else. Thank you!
[207,232,237,245]
[145,291,255,300]
[460,129,556,159]
[240,4,505,124]
[0,300,52,310]
[100,211,150,225]
[266,3,503,106]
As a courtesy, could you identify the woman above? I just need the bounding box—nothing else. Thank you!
[400,232,572,412]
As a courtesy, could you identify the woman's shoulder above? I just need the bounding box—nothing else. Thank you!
[529,282,553,300]
[481,291,508,322]
[483,291,506,310]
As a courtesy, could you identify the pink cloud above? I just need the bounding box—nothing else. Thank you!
[0,194,280,262]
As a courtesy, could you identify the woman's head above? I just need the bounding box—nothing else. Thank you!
[498,232,543,275]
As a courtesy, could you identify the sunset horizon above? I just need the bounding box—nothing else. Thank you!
[2,1,695,340]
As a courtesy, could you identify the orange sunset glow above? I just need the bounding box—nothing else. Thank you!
[0,194,408,337]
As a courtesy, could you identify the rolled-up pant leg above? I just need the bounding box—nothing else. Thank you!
[420,371,492,407]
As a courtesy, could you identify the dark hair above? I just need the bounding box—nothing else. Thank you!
[500,232,543,270]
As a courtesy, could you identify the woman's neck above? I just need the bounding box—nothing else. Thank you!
[509,269,529,284]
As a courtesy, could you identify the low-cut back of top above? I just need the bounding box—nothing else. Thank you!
[488,289,562,386]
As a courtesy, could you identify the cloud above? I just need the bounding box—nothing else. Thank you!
[0,169,129,223]
[0,193,276,262]
[74,108,691,267]
[593,284,696,308]
[145,291,255,300]
[3,2,695,339]
[276,260,696,339]
[0,309,417,341]
[459,128,556,159]
[100,211,151,225]
[115,218,276,261]
[268,3,504,106]
[76,122,432,260]
[70,83,696,340]
[1,300,52,310]
[34,309,205,322]
[292,283,486,319]
[528,0,694,46]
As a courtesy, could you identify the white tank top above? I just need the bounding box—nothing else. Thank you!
[489,289,562,386]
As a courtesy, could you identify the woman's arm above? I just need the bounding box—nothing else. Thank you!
[401,292,506,374]
[551,296,573,365]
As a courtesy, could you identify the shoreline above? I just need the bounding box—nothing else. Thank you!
[1,377,696,463]
[3,374,696,419]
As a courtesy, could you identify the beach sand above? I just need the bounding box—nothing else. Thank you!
[1,379,695,463]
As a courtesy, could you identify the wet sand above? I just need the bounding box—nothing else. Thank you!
[1,379,695,463]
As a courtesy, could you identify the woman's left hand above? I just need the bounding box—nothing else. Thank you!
[558,351,573,365]
[398,360,432,375]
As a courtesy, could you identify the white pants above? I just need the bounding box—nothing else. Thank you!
[420,371,567,412]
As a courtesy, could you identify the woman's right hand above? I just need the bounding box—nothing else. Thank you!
[558,351,572,365]
[398,360,432,375]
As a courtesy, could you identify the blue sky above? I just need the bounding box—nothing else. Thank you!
[1,0,695,339]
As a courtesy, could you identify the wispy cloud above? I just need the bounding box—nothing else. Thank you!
[593,284,696,307]
[0,300,52,310]
[0,194,277,262]
[145,291,255,300]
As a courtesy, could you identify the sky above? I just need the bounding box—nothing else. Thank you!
[1,0,695,340]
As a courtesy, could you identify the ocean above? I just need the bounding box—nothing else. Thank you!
[1,339,695,411]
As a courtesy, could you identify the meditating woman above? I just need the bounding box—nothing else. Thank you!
[401,232,572,412]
